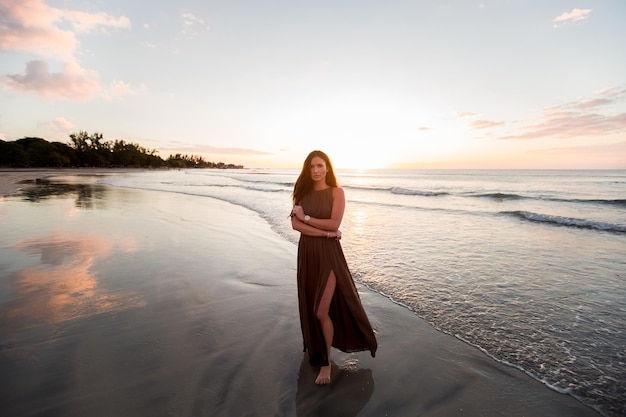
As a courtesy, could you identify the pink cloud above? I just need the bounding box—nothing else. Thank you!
[1,60,100,100]
[0,0,75,59]
[501,111,626,140]
[0,0,129,59]
[63,10,131,33]
[470,120,504,129]
[563,98,612,111]
[553,8,592,28]
[500,87,626,140]
[546,89,626,112]
[597,87,626,98]
[0,0,130,100]
[101,80,135,100]
[40,116,74,132]
[455,112,477,119]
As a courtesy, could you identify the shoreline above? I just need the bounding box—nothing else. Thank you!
[0,172,606,417]
[0,168,59,196]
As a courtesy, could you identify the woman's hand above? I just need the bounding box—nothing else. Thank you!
[292,205,305,221]
[328,230,342,240]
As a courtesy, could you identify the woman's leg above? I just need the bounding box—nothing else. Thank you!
[315,270,337,385]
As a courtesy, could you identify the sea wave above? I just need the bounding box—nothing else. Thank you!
[242,185,286,193]
[343,185,393,192]
[236,178,294,188]
[395,188,626,208]
[503,211,626,233]
[582,198,626,207]
[164,181,288,193]
[475,192,527,200]
[391,187,448,196]
[471,193,626,207]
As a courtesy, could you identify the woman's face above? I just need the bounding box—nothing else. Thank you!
[309,156,328,183]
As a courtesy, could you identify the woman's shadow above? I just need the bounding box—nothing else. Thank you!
[295,356,374,417]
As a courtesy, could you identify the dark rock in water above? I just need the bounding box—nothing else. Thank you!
[17,177,50,185]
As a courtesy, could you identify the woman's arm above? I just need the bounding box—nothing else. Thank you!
[291,216,341,239]
[292,187,345,231]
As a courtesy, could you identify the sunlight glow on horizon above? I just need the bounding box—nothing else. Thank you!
[1,1,625,170]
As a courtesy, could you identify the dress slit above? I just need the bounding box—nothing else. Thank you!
[314,268,334,315]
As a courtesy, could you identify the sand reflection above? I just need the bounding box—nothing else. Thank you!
[296,357,374,417]
[4,233,145,325]
[19,179,109,210]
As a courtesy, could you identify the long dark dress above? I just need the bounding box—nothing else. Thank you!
[297,187,377,367]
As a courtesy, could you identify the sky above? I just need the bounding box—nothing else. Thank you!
[1,0,625,170]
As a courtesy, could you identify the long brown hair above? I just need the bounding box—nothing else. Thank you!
[292,150,338,204]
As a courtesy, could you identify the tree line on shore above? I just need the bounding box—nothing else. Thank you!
[0,131,244,169]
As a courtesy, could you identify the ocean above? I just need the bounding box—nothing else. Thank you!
[101,168,625,417]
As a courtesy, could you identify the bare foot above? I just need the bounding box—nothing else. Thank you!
[315,365,331,385]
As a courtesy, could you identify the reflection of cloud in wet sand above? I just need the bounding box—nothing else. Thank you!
[5,233,144,324]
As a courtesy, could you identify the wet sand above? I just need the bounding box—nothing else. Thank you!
[0,168,51,195]
[0,168,157,196]
[0,173,602,417]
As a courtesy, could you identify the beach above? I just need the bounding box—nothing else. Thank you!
[0,169,48,196]
[0,168,148,197]
[0,171,605,417]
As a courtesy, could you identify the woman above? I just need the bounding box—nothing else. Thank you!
[291,150,377,385]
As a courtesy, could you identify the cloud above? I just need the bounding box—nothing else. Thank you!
[0,0,130,100]
[470,120,504,129]
[500,88,626,140]
[547,88,626,112]
[0,0,75,60]
[558,98,612,111]
[1,60,100,100]
[62,9,131,33]
[163,142,271,156]
[140,41,157,49]
[102,80,136,100]
[0,0,130,59]
[40,116,74,132]
[455,111,504,130]
[182,12,206,27]
[597,86,626,98]
[181,12,209,37]
[501,111,626,140]
[553,8,592,28]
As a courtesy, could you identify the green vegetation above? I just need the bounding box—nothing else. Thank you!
[0,131,244,169]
